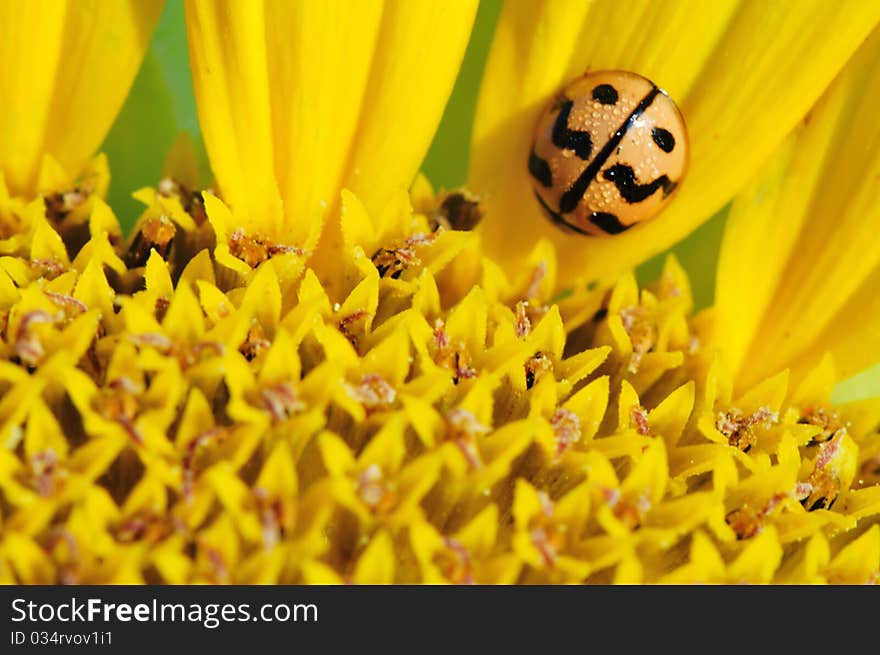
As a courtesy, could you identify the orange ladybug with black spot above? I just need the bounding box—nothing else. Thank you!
[529,70,688,236]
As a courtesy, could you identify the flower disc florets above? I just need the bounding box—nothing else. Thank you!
[0,165,878,584]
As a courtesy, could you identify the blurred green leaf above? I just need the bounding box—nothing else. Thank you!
[422,0,502,189]
[101,51,175,231]
[148,1,201,137]
[101,1,207,232]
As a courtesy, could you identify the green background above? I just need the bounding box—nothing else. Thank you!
[99,1,878,402]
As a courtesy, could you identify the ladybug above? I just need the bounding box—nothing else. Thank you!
[528,70,688,236]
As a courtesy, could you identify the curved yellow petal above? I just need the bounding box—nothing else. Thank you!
[186,0,477,250]
[314,0,479,282]
[803,273,880,380]
[340,0,479,216]
[470,0,880,287]
[715,27,880,389]
[185,0,283,234]
[0,0,164,197]
[264,0,383,246]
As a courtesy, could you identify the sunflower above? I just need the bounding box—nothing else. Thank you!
[1,0,879,584]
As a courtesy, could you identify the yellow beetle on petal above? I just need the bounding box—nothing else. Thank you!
[529,70,688,237]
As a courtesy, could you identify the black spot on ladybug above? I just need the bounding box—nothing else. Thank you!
[589,211,632,235]
[558,87,660,214]
[551,99,592,160]
[528,151,553,188]
[592,84,618,105]
[602,164,676,203]
[651,127,675,153]
[533,192,592,236]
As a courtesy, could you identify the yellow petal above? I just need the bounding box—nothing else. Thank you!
[727,526,782,583]
[204,465,263,542]
[715,27,880,388]
[352,530,395,584]
[649,381,694,448]
[1,533,56,583]
[256,442,298,498]
[658,531,725,584]
[264,0,383,245]
[562,376,609,443]
[776,533,829,584]
[300,559,344,585]
[186,0,477,249]
[0,0,164,197]
[471,0,880,287]
[185,0,283,234]
[357,413,407,473]
[162,131,202,191]
[512,478,543,529]
[340,0,478,217]
[824,525,880,584]
[456,504,498,559]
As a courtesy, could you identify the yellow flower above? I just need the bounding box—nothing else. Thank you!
[1,0,880,585]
